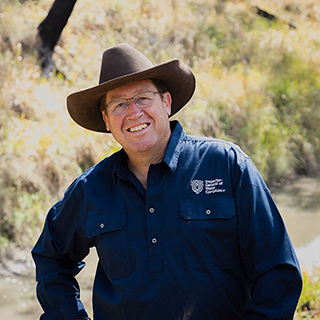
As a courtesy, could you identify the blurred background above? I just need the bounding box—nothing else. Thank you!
[1,0,320,318]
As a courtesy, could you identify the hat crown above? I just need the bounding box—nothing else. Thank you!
[99,43,154,84]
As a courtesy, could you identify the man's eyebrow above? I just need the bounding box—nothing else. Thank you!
[107,88,154,101]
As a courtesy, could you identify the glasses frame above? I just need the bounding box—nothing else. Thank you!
[106,91,161,115]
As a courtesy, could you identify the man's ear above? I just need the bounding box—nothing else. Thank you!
[163,92,172,116]
[102,111,111,132]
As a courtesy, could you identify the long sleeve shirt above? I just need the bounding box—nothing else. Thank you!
[32,120,302,320]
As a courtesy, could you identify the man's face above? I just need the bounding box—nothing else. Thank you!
[102,79,172,160]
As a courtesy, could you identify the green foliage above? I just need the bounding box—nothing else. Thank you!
[295,269,320,319]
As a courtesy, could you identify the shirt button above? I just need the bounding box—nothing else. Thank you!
[206,209,211,215]
[151,238,157,244]
[149,207,155,213]
[100,223,105,229]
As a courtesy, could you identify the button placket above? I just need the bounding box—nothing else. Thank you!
[145,179,162,272]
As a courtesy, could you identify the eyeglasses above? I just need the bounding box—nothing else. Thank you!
[106,91,161,115]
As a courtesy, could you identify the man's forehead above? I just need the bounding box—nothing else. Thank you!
[106,79,155,100]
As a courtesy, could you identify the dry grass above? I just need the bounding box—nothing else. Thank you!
[1,0,320,235]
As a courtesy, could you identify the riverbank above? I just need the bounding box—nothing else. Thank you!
[2,0,320,253]
[0,246,97,319]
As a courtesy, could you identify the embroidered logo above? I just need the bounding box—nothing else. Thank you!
[190,180,204,194]
[190,179,225,194]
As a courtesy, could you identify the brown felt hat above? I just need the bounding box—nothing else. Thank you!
[67,43,196,132]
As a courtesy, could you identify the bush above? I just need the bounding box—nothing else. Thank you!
[0,0,320,251]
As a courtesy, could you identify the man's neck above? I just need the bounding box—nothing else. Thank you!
[126,148,166,190]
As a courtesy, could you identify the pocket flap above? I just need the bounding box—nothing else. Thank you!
[86,211,127,238]
[180,198,235,220]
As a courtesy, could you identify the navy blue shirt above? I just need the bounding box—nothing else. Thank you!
[32,121,302,320]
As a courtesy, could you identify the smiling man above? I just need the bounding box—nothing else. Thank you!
[32,43,302,320]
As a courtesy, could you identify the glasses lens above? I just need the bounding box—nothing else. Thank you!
[108,99,128,115]
[134,92,157,108]
[107,91,158,115]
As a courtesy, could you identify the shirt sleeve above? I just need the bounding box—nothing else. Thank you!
[32,196,91,320]
[233,152,302,319]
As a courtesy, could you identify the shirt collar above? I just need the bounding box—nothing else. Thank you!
[113,149,130,182]
[162,120,186,173]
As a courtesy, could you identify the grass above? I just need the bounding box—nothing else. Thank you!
[295,268,320,319]
[1,0,320,317]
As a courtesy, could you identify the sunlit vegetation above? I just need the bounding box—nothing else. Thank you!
[296,268,320,319]
[1,0,320,317]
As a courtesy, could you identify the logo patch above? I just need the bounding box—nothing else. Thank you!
[190,179,225,194]
[190,180,204,194]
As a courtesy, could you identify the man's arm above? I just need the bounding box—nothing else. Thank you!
[233,152,302,319]
[242,264,302,319]
[32,199,91,320]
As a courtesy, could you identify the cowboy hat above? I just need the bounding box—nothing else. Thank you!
[66,43,196,133]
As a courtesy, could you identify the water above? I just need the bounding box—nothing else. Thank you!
[0,248,97,319]
[1,176,320,319]
[271,176,320,271]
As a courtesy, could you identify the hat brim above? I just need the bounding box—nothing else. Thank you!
[67,59,195,133]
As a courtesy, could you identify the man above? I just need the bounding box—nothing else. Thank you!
[32,43,302,320]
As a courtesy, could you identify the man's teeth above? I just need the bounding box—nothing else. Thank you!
[128,124,148,132]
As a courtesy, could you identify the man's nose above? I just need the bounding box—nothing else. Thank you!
[126,98,143,118]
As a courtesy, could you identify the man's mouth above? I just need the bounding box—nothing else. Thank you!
[128,123,149,133]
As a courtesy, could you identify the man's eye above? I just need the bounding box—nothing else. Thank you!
[136,95,150,102]
[114,102,126,109]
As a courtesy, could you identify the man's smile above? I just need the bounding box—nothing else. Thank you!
[127,123,150,133]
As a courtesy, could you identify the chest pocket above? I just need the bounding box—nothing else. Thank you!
[180,198,237,269]
[86,210,131,280]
